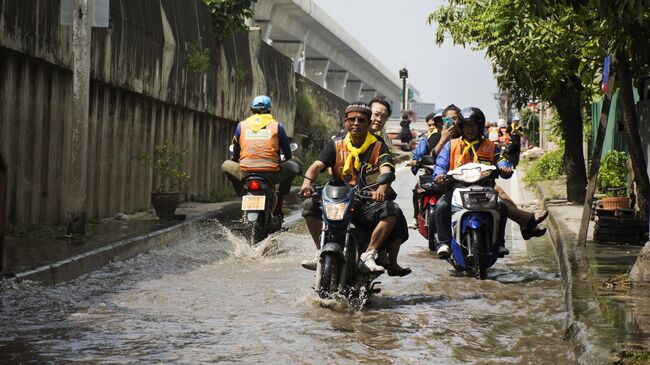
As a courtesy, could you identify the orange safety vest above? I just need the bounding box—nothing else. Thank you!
[333,138,382,186]
[449,138,497,170]
[239,117,280,172]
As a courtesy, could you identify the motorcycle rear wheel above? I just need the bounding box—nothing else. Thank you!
[469,228,488,280]
[319,253,339,299]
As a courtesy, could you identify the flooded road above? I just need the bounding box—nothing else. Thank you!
[1,169,576,364]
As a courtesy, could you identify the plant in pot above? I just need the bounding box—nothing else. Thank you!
[596,150,630,210]
[135,139,191,220]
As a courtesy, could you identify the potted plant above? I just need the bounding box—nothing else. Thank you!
[597,150,630,210]
[135,139,191,220]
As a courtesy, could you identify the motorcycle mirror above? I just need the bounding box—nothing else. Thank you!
[289,143,298,152]
[420,155,435,166]
[376,172,395,185]
[284,160,302,175]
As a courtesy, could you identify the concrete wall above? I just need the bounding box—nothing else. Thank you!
[295,73,347,132]
[0,0,301,225]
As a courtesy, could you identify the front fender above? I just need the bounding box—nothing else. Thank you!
[320,242,343,257]
[460,212,491,233]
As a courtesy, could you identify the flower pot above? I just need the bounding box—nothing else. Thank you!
[601,196,630,210]
[151,192,180,220]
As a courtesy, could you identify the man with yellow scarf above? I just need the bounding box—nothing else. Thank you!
[433,107,513,258]
[299,102,410,276]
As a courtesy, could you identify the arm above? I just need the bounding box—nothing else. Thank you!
[373,145,395,201]
[231,124,241,161]
[277,123,292,160]
[433,141,451,182]
[410,138,429,174]
[299,160,326,197]
[433,126,453,157]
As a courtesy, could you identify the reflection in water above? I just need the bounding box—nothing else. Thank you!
[1,220,576,364]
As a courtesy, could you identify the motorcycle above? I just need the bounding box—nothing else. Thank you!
[236,143,300,245]
[413,155,443,251]
[312,167,395,300]
[444,163,503,280]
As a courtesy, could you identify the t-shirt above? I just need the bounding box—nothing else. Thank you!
[427,132,442,156]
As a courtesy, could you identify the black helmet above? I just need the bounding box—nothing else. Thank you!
[458,107,486,137]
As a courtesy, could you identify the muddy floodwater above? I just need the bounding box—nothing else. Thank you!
[1,170,581,364]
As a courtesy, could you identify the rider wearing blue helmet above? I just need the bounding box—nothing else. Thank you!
[221,95,299,220]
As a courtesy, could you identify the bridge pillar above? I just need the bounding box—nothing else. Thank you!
[273,41,304,73]
[326,70,348,98]
[305,58,329,87]
[344,80,363,102]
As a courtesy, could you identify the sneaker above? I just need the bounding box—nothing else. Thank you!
[497,245,510,257]
[359,249,385,273]
[301,256,319,271]
[408,219,418,229]
[436,243,451,259]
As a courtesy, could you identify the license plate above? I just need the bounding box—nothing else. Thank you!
[241,195,265,211]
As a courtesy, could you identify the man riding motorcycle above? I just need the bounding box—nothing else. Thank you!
[221,95,299,220]
[433,107,513,258]
[299,102,410,276]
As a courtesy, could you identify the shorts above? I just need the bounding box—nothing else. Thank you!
[302,198,409,247]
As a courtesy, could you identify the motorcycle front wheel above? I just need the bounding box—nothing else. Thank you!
[468,228,489,280]
[319,252,339,299]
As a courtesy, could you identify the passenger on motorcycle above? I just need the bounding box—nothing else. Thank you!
[221,95,299,220]
[300,102,410,276]
[433,107,513,259]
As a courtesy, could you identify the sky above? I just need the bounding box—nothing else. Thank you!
[311,0,500,121]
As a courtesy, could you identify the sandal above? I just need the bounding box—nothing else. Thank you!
[521,227,547,240]
[526,210,549,229]
[387,267,412,277]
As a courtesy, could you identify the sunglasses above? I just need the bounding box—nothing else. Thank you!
[345,116,368,124]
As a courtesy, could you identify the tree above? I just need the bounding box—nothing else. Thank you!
[429,0,595,203]
[555,0,650,219]
[203,0,257,39]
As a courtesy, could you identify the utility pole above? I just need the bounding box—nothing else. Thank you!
[399,68,408,111]
[62,0,92,234]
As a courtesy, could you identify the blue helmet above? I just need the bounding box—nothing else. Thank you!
[251,95,271,111]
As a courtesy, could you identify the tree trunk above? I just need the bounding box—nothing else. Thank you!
[617,54,650,220]
[551,80,588,204]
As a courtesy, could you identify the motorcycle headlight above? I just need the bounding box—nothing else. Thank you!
[323,200,347,221]
[460,191,497,209]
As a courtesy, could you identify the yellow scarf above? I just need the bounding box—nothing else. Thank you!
[456,138,480,166]
[244,113,275,132]
[343,132,378,176]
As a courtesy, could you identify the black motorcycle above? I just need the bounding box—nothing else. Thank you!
[312,167,395,300]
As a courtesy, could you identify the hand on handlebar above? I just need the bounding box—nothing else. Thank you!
[434,174,445,184]
[298,185,314,198]
[371,190,386,202]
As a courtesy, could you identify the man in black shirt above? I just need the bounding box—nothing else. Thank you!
[299,103,410,276]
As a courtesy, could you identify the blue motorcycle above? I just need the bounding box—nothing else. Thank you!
[444,163,503,280]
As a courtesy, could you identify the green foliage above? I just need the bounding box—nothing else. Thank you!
[135,139,191,193]
[521,108,539,146]
[186,37,210,74]
[203,0,256,39]
[294,94,335,186]
[597,150,628,196]
[523,148,565,185]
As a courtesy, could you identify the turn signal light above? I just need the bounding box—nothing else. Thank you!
[249,180,260,190]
